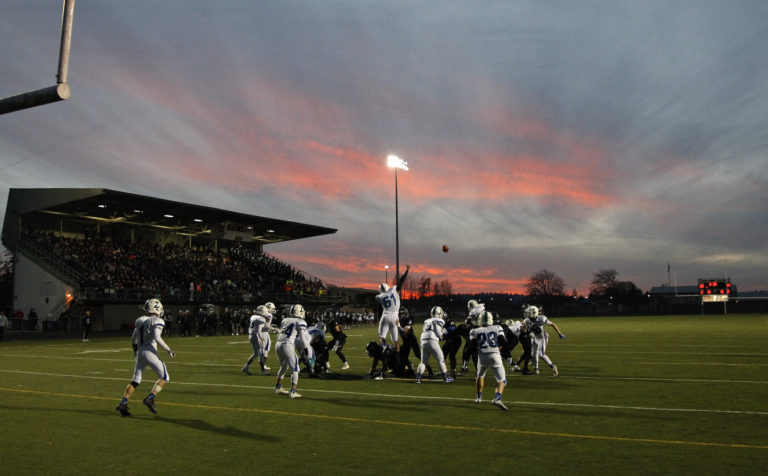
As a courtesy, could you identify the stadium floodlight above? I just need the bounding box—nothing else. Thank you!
[385,265,389,283]
[387,154,408,170]
[386,154,409,280]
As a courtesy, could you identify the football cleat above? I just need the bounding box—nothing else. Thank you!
[263,365,271,371]
[552,365,559,377]
[341,362,350,370]
[475,396,482,404]
[274,387,290,395]
[511,364,520,372]
[374,375,384,381]
[492,399,508,411]
[116,402,131,417]
[444,376,455,383]
[260,369,271,376]
[415,378,422,384]
[142,397,158,414]
[289,390,302,399]
[241,366,252,375]
[533,369,540,376]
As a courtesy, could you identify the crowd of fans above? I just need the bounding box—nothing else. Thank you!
[24,230,331,303]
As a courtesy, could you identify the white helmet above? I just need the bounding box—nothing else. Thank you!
[264,302,277,315]
[145,298,164,317]
[505,319,515,327]
[255,305,268,317]
[479,310,493,326]
[379,283,390,293]
[524,306,539,319]
[316,322,326,332]
[467,299,479,311]
[290,304,305,319]
[430,306,444,319]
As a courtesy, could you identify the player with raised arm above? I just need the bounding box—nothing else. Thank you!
[375,264,410,366]
[469,310,508,411]
[522,305,566,376]
[274,304,313,398]
[415,306,454,384]
[241,305,271,376]
[116,298,175,416]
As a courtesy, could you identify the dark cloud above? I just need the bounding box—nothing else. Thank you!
[1,1,766,293]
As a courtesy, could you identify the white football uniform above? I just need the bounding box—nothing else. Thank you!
[131,314,172,385]
[276,317,313,386]
[248,314,268,356]
[469,324,506,383]
[523,315,554,370]
[376,287,402,343]
[259,313,273,357]
[417,317,447,375]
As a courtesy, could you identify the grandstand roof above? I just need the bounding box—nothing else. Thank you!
[2,188,337,249]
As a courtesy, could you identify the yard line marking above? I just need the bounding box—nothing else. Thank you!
[2,369,767,416]
[2,353,768,383]
[1,386,767,450]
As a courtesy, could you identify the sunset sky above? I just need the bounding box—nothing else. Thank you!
[2,1,767,295]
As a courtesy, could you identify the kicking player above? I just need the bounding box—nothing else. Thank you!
[274,304,312,398]
[415,306,454,384]
[375,264,410,364]
[116,298,175,416]
[470,310,508,411]
[241,305,271,376]
[522,305,566,376]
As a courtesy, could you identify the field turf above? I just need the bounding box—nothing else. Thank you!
[1,314,767,475]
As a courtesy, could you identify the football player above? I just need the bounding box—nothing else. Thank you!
[116,298,175,416]
[415,306,454,384]
[458,302,481,375]
[441,314,462,378]
[365,340,393,380]
[375,264,410,363]
[305,321,329,375]
[241,305,270,376]
[274,304,313,398]
[522,305,566,376]
[259,302,277,371]
[469,310,508,411]
[327,318,349,370]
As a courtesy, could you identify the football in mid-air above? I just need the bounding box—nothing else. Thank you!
[442,244,449,253]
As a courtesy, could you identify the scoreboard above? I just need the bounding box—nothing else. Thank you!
[698,279,732,302]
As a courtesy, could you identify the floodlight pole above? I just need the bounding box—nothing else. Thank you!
[0,0,75,115]
[394,166,400,282]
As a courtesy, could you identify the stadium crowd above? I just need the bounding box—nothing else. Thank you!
[24,230,329,302]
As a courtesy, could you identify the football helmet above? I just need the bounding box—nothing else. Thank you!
[524,305,539,320]
[264,302,277,315]
[144,298,164,317]
[316,322,326,332]
[379,283,390,293]
[430,306,444,319]
[290,304,305,319]
[478,310,493,326]
[255,305,268,317]
[467,299,479,311]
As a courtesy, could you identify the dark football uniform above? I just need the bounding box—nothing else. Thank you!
[327,320,349,368]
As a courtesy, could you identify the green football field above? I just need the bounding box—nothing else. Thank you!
[1,314,767,475]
